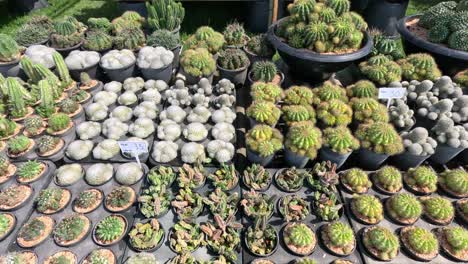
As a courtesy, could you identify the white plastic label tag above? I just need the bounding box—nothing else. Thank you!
[118,141,148,167]
[378,88,406,108]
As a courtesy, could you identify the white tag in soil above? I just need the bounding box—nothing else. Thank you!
[378,88,406,108]
[118,141,148,167]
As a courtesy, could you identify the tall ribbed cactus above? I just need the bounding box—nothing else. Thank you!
[6,78,28,118]
[20,57,42,84]
[33,64,62,98]
[0,34,20,62]
[52,52,73,89]
[35,80,55,118]
[146,0,185,31]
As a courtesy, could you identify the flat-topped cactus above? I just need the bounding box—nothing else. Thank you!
[341,168,371,193]
[387,193,422,224]
[246,125,283,158]
[374,166,402,193]
[439,168,468,197]
[363,226,399,261]
[420,196,454,224]
[351,194,383,224]
[313,81,348,105]
[282,104,316,125]
[246,101,281,126]
[405,166,438,193]
[398,53,442,81]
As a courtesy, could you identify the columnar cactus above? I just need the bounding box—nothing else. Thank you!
[5,78,29,118]
[403,227,438,256]
[359,55,402,85]
[250,82,284,103]
[313,81,348,104]
[355,122,404,155]
[439,168,468,197]
[387,193,422,223]
[146,0,185,31]
[284,85,315,105]
[246,101,281,126]
[246,125,283,157]
[251,61,278,83]
[351,97,389,123]
[398,53,442,81]
[346,80,378,99]
[180,48,216,78]
[421,196,454,223]
[83,31,113,52]
[322,126,359,154]
[35,80,56,118]
[223,22,248,47]
[282,105,316,125]
[352,194,383,224]
[316,99,353,127]
[0,34,20,62]
[374,166,402,193]
[184,26,225,54]
[341,168,371,193]
[217,48,249,70]
[52,52,74,90]
[363,226,399,260]
[285,121,322,159]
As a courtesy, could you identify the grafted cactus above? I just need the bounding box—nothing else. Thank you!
[351,194,383,224]
[374,166,402,193]
[405,166,438,193]
[439,168,468,197]
[341,168,371,193]
[363,226,399,260]
[355,122,404,155]
[246,125,283,157]
[387,193,422,223]
[285,121,322,159]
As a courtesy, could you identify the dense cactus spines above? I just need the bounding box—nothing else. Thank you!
[448,29,468,51]
[83,31,113,52]
[217,48,249,70]
[95,215,125,243]
[285,121,322,159]
[114,27,146,50]
[246,125,283,157]
[251,61,278,83]
[316,99,352,127]
[35,80,55,118]
[398,53,442,81]
[146,0,185,31]
[50,19,83,48]
[59,98,79,115]
[0,34,20,62]
[6,78,30,119]
[323,221,355,255]
[374,166,402,193]
[419,1,457,28]
[282,104,316,125]
[147,29,180,49]
[223,22,248,46]
[284,222,316,254]
[246,34,274,57]
[443,227,468,257]
[250,82,284,103]
[8,135,32,155]
[17,160,43,181]
[352,194,383,224]
[359,55,402,85]
[346,80,378,99]
[0,118,17,138]
[47,113,71,133]
[284,86,314,105]
[37,135,61,154]
[322,126,359,154]
[369,29,405,59]
[313,81,348,104]
[184,26,225,54]
[15,24,49,47]
[363,226,399,260]
[355,122,403,155]
[421,196,454,223]
[87,17,111,32]
[341,168,371,193]
[53,52,73,89]
[428,24,451,43]
[387,193,422,223]
[439,168,468,197]
[405,166,438,193]
[180,48,216,78]
[246,101,281,126]
[0,155,12,176]
[403,227,439,256]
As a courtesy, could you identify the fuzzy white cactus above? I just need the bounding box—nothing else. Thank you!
[24,45,55,68]
[432,117,468,148]
[145,80,168,92]
[133,101,158,119]
[118,91,138,106]
[157,119,181,141]
[65,50,100,70]
[115,162,143,185]
[85,163,114,185]
[452,95,468,123]
[152,141,178,163]
[431,76,463,99]
[110,106,133,122]
[137,46,174,69]
[104,81,123,94]
[181,142,206,163]
[123,77,145,93]
[212,94,235,108]
[401,127,437,156]
[417,98,453,120]
[93,91,118,106]
[191,78,213,95]
[102,118,129,139]
[141,89,162,104]
[389,99,415,129]
[211,122,235,142]
[66,140,94,160]
[129,117,155,138]
[187,106,211,123]
[214,78,235,94]
[211,107,236,123]
[159,105,187,123]
[165,80,191,106]
[191,93,210,107]
[100,49,135,69]
[183,123,208,142]
[55,163,84,186]
[93,139,120,160]
[76,121,102,140]
[207,140,235,163]
[85,103,108,121]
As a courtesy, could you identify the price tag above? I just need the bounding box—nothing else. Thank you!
[118,141,148,167]
[378,88,406,108]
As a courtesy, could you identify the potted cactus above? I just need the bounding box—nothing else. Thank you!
[93,214,128,246]
[282,105,316,126]
[456,198,468,224]
[36,188,71,214]
[180,48,216,85]
[359,55,402,85]
[434,226,468,262]
[217,48,250,84]
[44,251,77,264]
[0,155,16,184]
[184,26,225,56]
[284,121,322,168]
[278,195,309,222]
[73,188,103,214]
[49,17,86,55]
[420,196,454,225]
[350,97,389,124]
[308,162,342,221]
[203,188,239,220]
[0,251,38,264]
[23,116,46,138]
[340,168,371,194]
[64,50,101,81]
[34,80,56,119]
[53,214,91,246]
[350,194,383,225]
[16,160,47,184]
[243,34,275,65]
[241,190,276,220]
[429,117,467,164]
[105,186,136,213]
[245,216,278,257]
[201,214,242,262]
[386,193,422,225]
[83,30,113,54]
[82,249,116,264]
[147,165,176,187]
[248,61,284,86]
[400,226,439,261]
[178,163,206,189]
[283,85,315,105]
[0,118,20,141]
[247,101,281,127]
[246,125,283,166]
[125,253,158,264]
[208,164,239,191]
[0,34,21,77]
[275,167,309,192]
[242,164,272,191]
[0,184,33,210]
[250,81,284,103]
[439,168,468,198]
[114,27,146,51]
[147,29,182,68]
[223,22,249,48]
[167,253,198,264]
[5,78,34,121]
[372,166,402,194]
[53,52,77,91]
[36,135,64,157]
[138,185,171,218]
[171,187,204,220]
[316,99,352,127]
[15,16,52,47]
[54,163,84,186]
[313,81,348,105]
[16,216,54,248]
[46,113,73,136]
[346,80,378,99]
[355,122,403,169]
[0,213,16,241]
[7,135,35,158]
[100,50,137,82]
[362,226,399,261]
[392,127,437,170]
[59,98,83,120]
[320,126,359,168]
[137,46,174,82]
[169,221,204,253]
[128,219,165,252]
[320,221,356,256]
[283,222,316,256]
[404,166,438,194]
[146,0,185,36]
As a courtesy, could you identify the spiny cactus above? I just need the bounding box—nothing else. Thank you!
[374,166,402,193]
[250,82,284,103]
[443,227,468,256]
[0,34,20,62]
[87,17,112,32]
[363,226,399,260]
[246,125,283,157]
[217,48,249,70]
[180,48,216,77]
[346,80,378,99]
[17,160,43,182]
[8,135,31,155]
[359,55,402,85]
[83,31,113,52]
[421,196,454,222]
[95,215,125,243]
[313,81,348,104]
[322,126,359,154]
[0,155,11,176]
[284,85,315,105]
[223,21,248,46]
[403,227,438,255]
[114,27,146,50]
[53,52,74,90]
[387,193,422,223]
[419,1,457,28]
[454,69,468,87]
[341,168,371,193]
[15,23,50,47]
[285,121,322,159]
[405,166,438,193]
[284,222,316,253]
[184,26,225,54]
[369,29,405,59]
[0,118,17,138]
[448,29,468,51]
[246,34,274,57]
[5,78,30,118]
[147,29,180,49]
[50,19,83,48]
[428,24,451,43]
[439,168,468,197]
[47,113,71,133]
[324,221,355,251]
[146,0,185,31]
[243,164,272,191]
[398,53,442,81]
[355,122,403,155]
[352,194,383,223]
[251,61,278,83]
[246,101,281,126]
[35,80,55,118]
[37,135,61,154]
[282,104,316,125]
[316,99,353,127]
[59,98,79,115]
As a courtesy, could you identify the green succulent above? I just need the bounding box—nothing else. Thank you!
[242,164,272,191]
[246,34,274,57]
[327,0,350,16]
[129,219,164,251]
[246,125,283,157]
[217,48,249,70]
[454,69,468,87]
[279,195,309,222]
[246,217,277,256]
[363,226,399,260]
[374,166,402,193]
[223,21,248,46]
[0,155,11,176]
[276,167,309,191]
[208,164,238,191]
[313,81,348,105]
[106,187,133,209]
[53,214,87,243]
[355,122,404,155]
[241,190,276,219]
[448,29,468,52]
[359,55,402,85]
[326,221,355,248]
[75,189,100,210]
[295,258,318,264]
[37,135,61,154]
[53,52,74,89]
[346,80,378,99]
[36,188,64,213]
[428,24,450,43]
[0,34,20,62]
[316,99,352,127]
[0,213,12,236]
[406,166,438,193]
[23,115,44,136]
[171,187,204,219]
[147,29,180,50]
[341,168,371,193]
[421,196,454,222]
[114,27,146,50]
[170,221,204,253]
[18,217,45,241]
[369,29,405,59]
[282,104,316,125]
[184,26,225,54]
[83,30,113,52]
[201,216,242,262]
[95,215,125,243]
[5,77,30,118]
[284,222,315,248]
[439,168,468,197]
[203,188,239,220]
[419,1,457,28]
[177,164,206,189]
[351,97,389,124]
[250,82,284,103]
[251,61,278,83]
[50,19,84,48]
[7,135,31,155]
[388,193,422,222]
[0,118,17,138]
[35,79,56,118]
[59,99,79,115]
[322,126,359,154]
[405,227,438,255]
[285,121,322,159]
[444,226,468,255]
[147,166,176,188]
[15,24,50,46]
[247,101,281,126]
[146,0,184,31]
[47,113,71,133]
[17,160,43,181]
[397,53,442,81]
[283,85,315,105]
[87,17,112,32]
[352,194,383,223]
[180,48,216,77]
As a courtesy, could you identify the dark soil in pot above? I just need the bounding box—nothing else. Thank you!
[69,63,99,81]
[140,63,173,83]
[0,58,20,77]
[217,63,249,85]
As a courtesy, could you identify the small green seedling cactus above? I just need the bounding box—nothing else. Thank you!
[405,166,438,194]
[442,226,468,258]
[284,85,315,105]
[246,125,283,158]
[351,194,383,224]
[322,221,355,255]
[355,122,404,155]
[251,61,278,83]
[250,82,284,103]
[439,168,468,197]
[246,101,281,126]
[23,115,44,136]
[341,168,371,193]
[374,166,402,193]
[346,80,378,99]
[387,193,422,224]
[420,196,454,224]
[282,104,316,125]
[283,222,316,255]
[316,99,353,127]
[7,135,32,155]
[359,55,402,85]
[285,121,322,159]
[322,126,359,154]
[398,53,442,81]
[363,226,399,261]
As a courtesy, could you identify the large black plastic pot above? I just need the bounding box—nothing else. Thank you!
[397,15,468,75]
[140,64,173,83]
[217,63,249,85]
[267,18,373,83]
[100,62,136,82]
[429,144,465,165]
[0,59,20,77]
[355,148,389,170]
[69,63,99,81]
[117,0,146,16]
[319,147,352,169]
[364,0,409,37]
[390,151,430,170]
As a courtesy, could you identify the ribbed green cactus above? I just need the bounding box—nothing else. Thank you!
[316,99,352,127]
[7,135,31,155]
[370,29,405,59]
[35,80,55,118]
[19,57,41,84]
[322,126,359,154]
[284,222,315,248]
[288,0,315,21]
[363,226,399,260]
[374,166,402,193]
[406,166,437,193]
[223,22,248,46]
[421,196,454,222]
[53,52,73,89]
[147,29,180,49]
[313,81,348,104]
[285,121,322,159]
[33,63,62,97]
[250,82,284,103]
[217,48,249,70]
[342,168,371,193]
[50,20,83,48]
[304,21,329,49]
[24,115,44,136]
[146,0,185,31]
[454,69,468,87]
[444,227,468,255]
[405,227,438,255]
[448,29,468,51]
[6,78,29,118]
[359,55,402,85]
[87,17,112,32]
[114,27,146,50]
[284,86,314,105]
[83,31,113,52]
[346,80,378,99]
[0,155,11,176]
[246,125,283,157]
[326,221,354,248]
[352,194,383,223]
[327,0,350,16]
[282,105,316,125]
[0,118,17,138]
[355,122,403,155]
[246,34,274,57]
[37,135,60,154]
[246,101,281,126]
[439,168,468,197]
[47,113,71,133]
[428,24,450,43]
[0,34,20,62]
[180,48,216,77]
[15,24,50,47]
[251,61,278,82]
[184,26,225,54]
[388,193,422,222]
[398,53,442,81]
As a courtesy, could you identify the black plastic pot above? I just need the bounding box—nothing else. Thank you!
[244,225,279,257]
[101,62,136,82]
[354,148,389,170]
[364,0,409,37]
[458,148,468,164]
[274,168,304,193]
[319,147,352,169]
[397,15,468,75]
[351,0,370,13]
[171,45,181,69]
[390,151,430,170]
[217,63,249,85]
[414,115,437,130]
[429,144,465,165]
[180,67,214,85]
[92,214,128,246]
[246,148,275,166]
[140,64,173,83]
[284,148,309,168]
[243,46,273,68]
[267,18,373,83]
[128,220,165,252]
[247,70,285,88]
[52,41,83,57]
[0,58,20,77]
[69,63,99,81]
